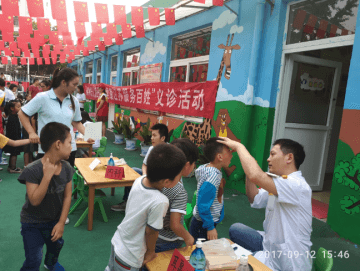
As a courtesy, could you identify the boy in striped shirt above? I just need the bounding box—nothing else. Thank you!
[190,137,233,241]
[156,138,199,253]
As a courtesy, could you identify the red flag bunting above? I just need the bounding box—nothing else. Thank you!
[98,41,106,51]
[11,57,17,65]
[122,24,132,38]
[303,14,317,34]
[44,58,50,65]
[148,8,160,26]
[2,32,14,42]
[135,25,145,38]
[68,58,73,64]
[116,33,123,45]
[75,22,86,38]
[52,57,57,64]
[86,41,95,51]
[2,0,20,16]
[50,0,67,21]
[91,22,103,35]
[104,36,112,46]
[19,17,33,33]
[37,18,51,35]
[106,23,117,36]
[329,25,338,37]
[341,29,349,36]
[73,1,89,22]
[0,41,4,50]
[29,58,35,65]
[33,51,40,58]
[114,5,126,25]
[213,0,223,6]
[26,0,44,18]
[0,15,15,33]
[49,32,60,44]
[95,3,109,23]
[83,48,89,56]
[21,58,27,65]
[2,57,8,65]
[56,20,70,35]
[14,49,21,57]
[131,7,144,26]
[23,50,31,58]
[292,9,307,30]
[37,58,43,65]
[316,20,328,39]
[10,42,18,51]
[60,58,66,64]
[165,9,175,25]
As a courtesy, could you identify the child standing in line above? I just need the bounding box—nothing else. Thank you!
[155,138,199,253]
[105,144,187,271]
[18,122,74,271]
[189,137,233,241]
[3,99,22,173]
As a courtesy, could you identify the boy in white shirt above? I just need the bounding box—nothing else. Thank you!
[105,144,187,271]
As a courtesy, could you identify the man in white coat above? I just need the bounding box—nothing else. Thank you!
[218,138,312,271]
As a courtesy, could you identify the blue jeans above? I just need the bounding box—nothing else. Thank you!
[20,221,64,271]
[105,245,139,271]
[155,238,184,253]
[189,217,218,243]
[229,223,264,253]
[124,168,143,201]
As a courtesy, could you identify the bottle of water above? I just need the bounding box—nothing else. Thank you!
[236,255,250,271]
[108,153,115,166]
[189,238,206,271]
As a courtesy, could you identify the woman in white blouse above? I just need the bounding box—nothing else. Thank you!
[75,85,86,111]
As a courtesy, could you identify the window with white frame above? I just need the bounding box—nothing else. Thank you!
[167,27,211,123]
[85,61,93,83]
[96,59,101,83]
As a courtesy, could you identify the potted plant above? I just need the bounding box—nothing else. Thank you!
[122,117,140,151]
[111,116,125,144]
[138,118,152,157]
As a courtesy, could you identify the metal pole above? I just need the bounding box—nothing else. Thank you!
[27,58,30,83]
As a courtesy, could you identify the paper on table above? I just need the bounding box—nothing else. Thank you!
[89,158,101,170]
[231,244,252,259]
[84,122,102,141]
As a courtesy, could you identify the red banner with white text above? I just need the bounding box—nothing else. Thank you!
[83,81,218,119]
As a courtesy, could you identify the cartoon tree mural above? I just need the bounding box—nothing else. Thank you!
[334,154,360,215]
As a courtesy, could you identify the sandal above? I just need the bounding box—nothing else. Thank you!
[7,167,22,173]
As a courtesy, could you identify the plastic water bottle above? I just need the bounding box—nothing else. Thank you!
[236,255,250,271]
[108,153,115,166]
[189,238,206,271]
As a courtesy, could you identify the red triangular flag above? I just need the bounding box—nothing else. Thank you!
[148,8,160,26]
[21,58,27,65]
[165,9,175,25]
[44,58,50,65]
[131,7,144,26]
[122,24,132,38]
[19,17,33,33]
[213,0,223,6]
[12,57,18,65]
[56,20,70,35]
[194,0,205,3]
[29,58,35,65]
[75,22,86,38]
[50,0,67,21]
[135,25,145,38]
[115,33,123,45]
[73,1,89,22]
[26,0,44,17]
[106,23,117,36]
[114,5,126,25]
[95,3,109,23]
[0,15,15,33]
[98,41,106,51]
[37,18,51,35]
[2,0,20,16]
[91,22,103,35]
[2,57,8,65]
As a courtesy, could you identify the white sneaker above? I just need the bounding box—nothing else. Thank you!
[4,153,10,156]
[65,217,70,225]
[0,161,8,165]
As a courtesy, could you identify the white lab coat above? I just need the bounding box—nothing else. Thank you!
[251,171,313,271]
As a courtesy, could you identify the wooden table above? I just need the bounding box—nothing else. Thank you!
[146,239,272,271]
[76,141,93,157]
[74,157,141,231]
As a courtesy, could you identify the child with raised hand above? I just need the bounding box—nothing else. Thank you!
[3,99,22,173]
[189,137,233,241]
[18,122,74,271]
[105,144,187,271]
[155,138,199,253]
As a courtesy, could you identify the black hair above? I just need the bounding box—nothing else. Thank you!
[81,111,92,124]
[204,137,226,163]
[4,99,21,115]
[40,122,71,153]
[151,123,169,142]
[77,85,84,94]
[6,82,10,85]
[147,144,186,183]
[41,80,51,87]
[10,84,17,91]
[51,67,79,112]
[0,78,4,87]
[273,139,306,170]
[171,138,199,164]
[33,78,39,83]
